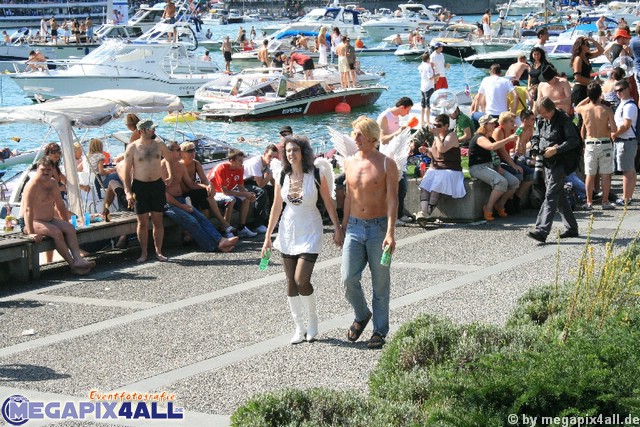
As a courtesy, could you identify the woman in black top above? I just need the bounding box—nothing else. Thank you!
[528,47,548,102]
[570,36,604,106]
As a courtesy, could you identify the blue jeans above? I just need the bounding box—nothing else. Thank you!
[341,216,390,337]
[164,197,222,252]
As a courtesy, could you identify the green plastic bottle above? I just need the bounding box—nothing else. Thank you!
[259,249,271,270]
[380,244,392,267]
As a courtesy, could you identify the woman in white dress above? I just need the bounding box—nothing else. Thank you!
[317,27,328,66]
[261,136,343,344]
[416,114,466,221]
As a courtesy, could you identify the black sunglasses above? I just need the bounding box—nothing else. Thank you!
[432,123,444,128]
[183,148,196,153]
[48,149,61,154]
[615,87,626,93]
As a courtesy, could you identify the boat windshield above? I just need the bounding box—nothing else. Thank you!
[299,9,333,22]
[83,42,152,63]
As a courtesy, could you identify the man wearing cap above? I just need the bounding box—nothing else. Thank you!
[123,119,174,263]
[431,42,448,90]
[527,97,580,243]
[276,125,293,155]
[536,65,573,114]
[604,28,633,64]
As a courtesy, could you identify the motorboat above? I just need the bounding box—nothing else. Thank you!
[430,22,521,62]
[394,43,428,60]
[128,1,190,33]
[9,40,225,101]
[463,38,538,70]
[0,0,109,29]
[0,89,183,216]
[361,3,443,42]
[497,0,547,16]
[193,67,384,109]
[198,75,386,121]
[268,6,365,39]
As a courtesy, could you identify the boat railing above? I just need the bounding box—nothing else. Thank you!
[12,59,164,80]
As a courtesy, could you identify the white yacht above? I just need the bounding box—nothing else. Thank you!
[0,0,110,29]
[9,39,224,101]
[269,6,365,39]
[361,3,443,42]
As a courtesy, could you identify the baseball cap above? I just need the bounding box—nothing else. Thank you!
[614,28,631,40]
[433,42,444,48]
[539,65,558,82]
[478,114,498,126]
[136,119,157,130]
[279,125,293,137]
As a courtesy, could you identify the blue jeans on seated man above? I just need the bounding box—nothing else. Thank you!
[341,216,391,337]
[164,197,222,252]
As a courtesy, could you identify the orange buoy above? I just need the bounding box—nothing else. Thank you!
[335,102,351,113]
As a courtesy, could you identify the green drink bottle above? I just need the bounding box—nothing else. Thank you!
[380,244,392,267]
[259,249,271,270]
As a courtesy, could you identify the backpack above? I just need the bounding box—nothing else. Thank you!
[280,167,327,218]
[622,99,640,144]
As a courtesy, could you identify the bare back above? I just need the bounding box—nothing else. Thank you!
[577,102,616,139]
[345,152,397,219]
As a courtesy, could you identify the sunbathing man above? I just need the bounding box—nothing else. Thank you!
[22,157,95,275]
[163,141,239,252]
[179,141,236,237]
[123,120,173,262]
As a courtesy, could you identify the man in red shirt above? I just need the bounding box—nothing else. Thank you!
[287,52,315,80]
[208,149,258,238]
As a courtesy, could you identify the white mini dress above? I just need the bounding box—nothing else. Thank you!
[274,171,323,255]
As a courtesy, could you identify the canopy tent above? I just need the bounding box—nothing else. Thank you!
[0,90,183,216]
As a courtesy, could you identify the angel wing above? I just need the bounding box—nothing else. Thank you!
[379,127,412,180]
[269,157,282,186]
[314,157,335,200]
[327,126,357,171]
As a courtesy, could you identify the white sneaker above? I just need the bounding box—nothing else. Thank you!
[238,226,258,238]
[399,215,414,223]
[255,225,267,234]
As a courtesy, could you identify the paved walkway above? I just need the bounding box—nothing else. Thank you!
[1,184,639,426]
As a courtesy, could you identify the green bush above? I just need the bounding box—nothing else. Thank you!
[422,307,640,425]
[369,315,540,403]
[231,388,426,427]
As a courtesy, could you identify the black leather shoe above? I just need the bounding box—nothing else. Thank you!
[527,230,547,243]
[559,229,579,239]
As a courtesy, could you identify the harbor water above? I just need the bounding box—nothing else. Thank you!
[0,19,488,177]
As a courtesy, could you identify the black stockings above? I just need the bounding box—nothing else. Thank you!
[283,255,317,297]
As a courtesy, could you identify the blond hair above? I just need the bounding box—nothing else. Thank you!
[88,138,103,155]
[351,116,380,143]
[180,141,195,151]
[498,111,516,125]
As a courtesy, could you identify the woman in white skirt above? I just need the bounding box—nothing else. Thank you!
[416,114,466,220]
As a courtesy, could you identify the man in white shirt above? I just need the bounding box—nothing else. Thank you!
[431,42,448,90]
[473,63,518,118]
[418,52,438,125]
[243,144,278,233]
[611,79,638,206]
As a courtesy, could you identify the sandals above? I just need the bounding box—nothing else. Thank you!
[347,311,372,342]
[482,205,495,221]
[496,207,508,218]
[367,333,386,349]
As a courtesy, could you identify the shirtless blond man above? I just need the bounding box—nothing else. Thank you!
[536,65,572,114]
[576,82,617,209]
[342,116,398,350]
[123,120,173,262]
[22,157,95,275]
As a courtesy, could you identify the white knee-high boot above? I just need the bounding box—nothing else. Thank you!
[287,296,306,344]
[300,293,318,342]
